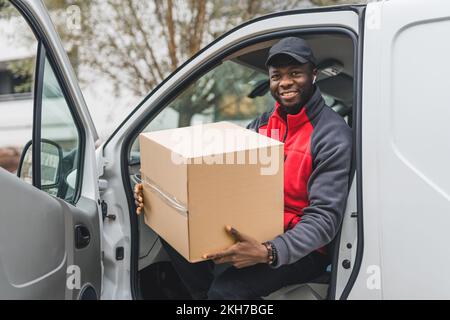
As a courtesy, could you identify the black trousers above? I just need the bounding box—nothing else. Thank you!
[160,239,330,300]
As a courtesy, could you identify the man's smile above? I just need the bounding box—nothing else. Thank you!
[279,90,300,99]
[280,90,299,97]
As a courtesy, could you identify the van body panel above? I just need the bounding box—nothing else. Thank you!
[352,0,450,299]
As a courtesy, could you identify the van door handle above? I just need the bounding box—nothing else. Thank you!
[75,225,91,249]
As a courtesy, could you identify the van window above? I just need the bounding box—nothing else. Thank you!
[129,59,276,164]
[0,2,82,203]
[128,34,355,167]
[40,56,81,202]
[0,2,36,175]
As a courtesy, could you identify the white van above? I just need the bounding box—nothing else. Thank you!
[1,0,449,300]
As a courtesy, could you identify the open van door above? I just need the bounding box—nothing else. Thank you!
[0,0,102,299]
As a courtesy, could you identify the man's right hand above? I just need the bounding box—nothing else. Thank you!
[134,183,144,215]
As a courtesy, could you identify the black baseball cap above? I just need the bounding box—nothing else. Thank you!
[265,37,317,67]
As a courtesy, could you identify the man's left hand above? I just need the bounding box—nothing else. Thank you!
[203,226,269,269]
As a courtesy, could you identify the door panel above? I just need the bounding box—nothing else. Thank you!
[377,0,450,299]
[354,0,450,299]
[66,196,102,299]
[0,167,99,299]
[0,0,103,299]
[0,167,64,295]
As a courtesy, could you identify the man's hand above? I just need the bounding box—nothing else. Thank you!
[134,183,144,215]
[203,226,269,269]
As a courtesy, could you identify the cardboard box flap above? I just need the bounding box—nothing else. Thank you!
[142,122,283,160]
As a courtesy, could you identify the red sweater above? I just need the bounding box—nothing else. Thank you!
[258,102,314,231]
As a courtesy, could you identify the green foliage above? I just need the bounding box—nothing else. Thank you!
[169,60,273,126]
[0,0,17,18]
[0,0,10,11]
[6,59,34,93]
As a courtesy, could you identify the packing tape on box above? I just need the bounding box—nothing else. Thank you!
[141,174,188,217]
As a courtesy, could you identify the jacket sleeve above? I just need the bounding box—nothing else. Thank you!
[270,114,353,267]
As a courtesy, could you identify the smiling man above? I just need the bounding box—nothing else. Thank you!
[135,37,353,300]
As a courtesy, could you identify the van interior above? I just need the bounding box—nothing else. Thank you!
[126,32,356,300]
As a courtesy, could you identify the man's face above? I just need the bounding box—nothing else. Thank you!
[269,59,317,110]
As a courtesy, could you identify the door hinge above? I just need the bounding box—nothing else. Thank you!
[101,200,116,221]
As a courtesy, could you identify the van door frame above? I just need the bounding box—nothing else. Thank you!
[331,5,366,300]
[102,5,366,300]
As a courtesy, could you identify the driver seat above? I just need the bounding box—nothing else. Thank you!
[262,267,331,300]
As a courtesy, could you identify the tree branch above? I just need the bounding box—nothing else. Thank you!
[165,0,178,69]
[189,0,206,56]
[125,0,165,81]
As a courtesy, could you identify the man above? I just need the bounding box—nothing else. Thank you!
[134,37,352,299]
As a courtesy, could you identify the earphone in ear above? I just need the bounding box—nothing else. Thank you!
[313,75,317,84]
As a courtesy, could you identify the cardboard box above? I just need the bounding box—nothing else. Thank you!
[139,121,284,262]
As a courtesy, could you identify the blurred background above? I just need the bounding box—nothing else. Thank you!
[0,0,367,173]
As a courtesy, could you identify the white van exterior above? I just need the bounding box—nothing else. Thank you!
[0,0,449,300]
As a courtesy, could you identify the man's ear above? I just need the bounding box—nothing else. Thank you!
[312,67,318,84]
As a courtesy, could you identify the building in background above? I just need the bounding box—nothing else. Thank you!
[0,14,35,172]
[0,13,138,173]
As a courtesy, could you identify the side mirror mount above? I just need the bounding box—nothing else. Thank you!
[18,139,63,188]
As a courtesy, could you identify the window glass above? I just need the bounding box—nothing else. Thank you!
[40,56,80,202]
[1,2,82,203]
[0,2,36,175]
[129,60,275,163]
